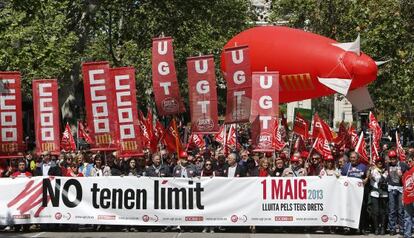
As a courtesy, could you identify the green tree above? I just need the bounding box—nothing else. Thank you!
[0,0,254,124]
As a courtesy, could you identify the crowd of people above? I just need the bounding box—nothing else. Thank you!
[1,127,414,237]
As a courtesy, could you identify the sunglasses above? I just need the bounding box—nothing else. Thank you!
[205,163,212,166]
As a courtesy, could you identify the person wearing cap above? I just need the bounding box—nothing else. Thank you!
[319,154,338,177]
[282,155,307,177]
[173,154,198,178]
[369,156,388,235]
[387,149,409,236]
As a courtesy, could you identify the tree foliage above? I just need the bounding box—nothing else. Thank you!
[0,0,253,121]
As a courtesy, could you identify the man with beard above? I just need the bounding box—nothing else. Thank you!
[282,155,307,177]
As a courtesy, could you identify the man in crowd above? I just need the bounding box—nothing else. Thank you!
[282,155,307,177]
[341,151,369,235]
[223,153,245,177]
[387,150,409,236]
[145,153,171,177]
[34,151,61,176]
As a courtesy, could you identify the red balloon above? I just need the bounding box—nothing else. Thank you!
[221,26,378,103]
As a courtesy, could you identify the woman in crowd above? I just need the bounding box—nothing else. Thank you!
[124,158,142,176]
[319,155,338,176]
[200,159,216,177]
[369,156,388,235]
[258,158,273,177]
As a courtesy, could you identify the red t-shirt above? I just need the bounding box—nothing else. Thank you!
[11,171,32,178]
[403,166,414,204]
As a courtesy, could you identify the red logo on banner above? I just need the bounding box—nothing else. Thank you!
[223,45,252,123]
[0,72,24,155]
[187,55,219,133]
[152,37,184,115]
[250,72,279,152]
[33,79,60,154]
[110,67,143,156]
[82,62,117,150]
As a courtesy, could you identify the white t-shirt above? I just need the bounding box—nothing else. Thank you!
[228,166,236,178]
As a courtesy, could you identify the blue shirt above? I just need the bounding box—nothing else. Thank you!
[341,162,367,179]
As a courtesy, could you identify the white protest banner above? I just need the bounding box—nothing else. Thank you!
[0,176,363,228]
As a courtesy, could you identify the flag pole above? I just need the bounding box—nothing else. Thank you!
[369,130,373,164]
[76,120,79,151]
[172,116,181,159]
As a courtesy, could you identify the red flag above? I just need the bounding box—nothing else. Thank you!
[137,111,154,153]
[396,131,406,161]
[163,121,184,154]
[188,133,205,148]
[273,123,287,151]
[293,112,309,139]
[77,120,92,143]
[0,72,24,155]
[333,121,348,149]
[349,126,359,149]
[294,136,307,153]
[187,55,219,133]
[368,111,382,152]
[82,62,117,150]
[146,109,158,153]
[214,124,226,145]
[61,123,76,151]
[227,124,237,147]
[155,120,166,142]
[152,37,184,115]
[32,79,60,155]
[223,45,252,123]
[311,135,332,159]
[355,132,369,164]
[311,113,333,142]
[110,67,143,156]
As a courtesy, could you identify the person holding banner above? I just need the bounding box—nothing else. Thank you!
[369,156,388,235]
[341,151,369,235]
[282,155,307,177]
[11,159,32,178]
[223,153,245,177]
[173,155,198,178]
[319,155,338,177]
[145,153,171,177]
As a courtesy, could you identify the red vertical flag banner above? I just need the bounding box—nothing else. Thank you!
[110,67,143,157]
[0,72,24,156]
[82,62,117,150]
[223,45,252,123]
[187,55,219,133]
[369,111,382,152]
[61,122,76,151]
[250,71,279,152]
[32,79,60,155]
[152,37,184,115]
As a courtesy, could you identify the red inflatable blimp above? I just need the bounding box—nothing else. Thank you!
[221,26,381,110]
